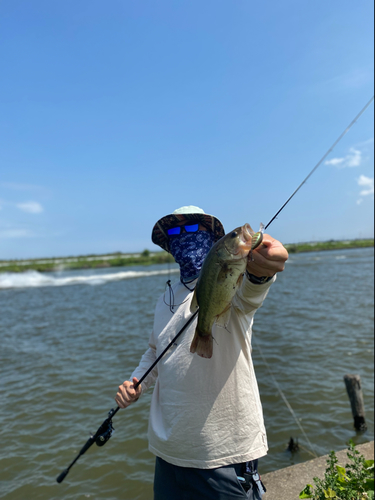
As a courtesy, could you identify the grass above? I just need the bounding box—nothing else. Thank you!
[299,441,374,499]
[0,250,175,273]
[0,239,373,274]
[284,239,374,254]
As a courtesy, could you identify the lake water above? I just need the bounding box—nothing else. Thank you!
[0,248,373,500]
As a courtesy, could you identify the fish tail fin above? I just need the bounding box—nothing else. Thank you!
[190,329,213,359]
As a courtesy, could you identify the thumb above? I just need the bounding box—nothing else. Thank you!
[133,377,141,391]
[252,235,272,256]
[259,234,274,247]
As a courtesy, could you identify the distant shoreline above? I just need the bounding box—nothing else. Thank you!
[284,238,374,254]
[0,239,373,274]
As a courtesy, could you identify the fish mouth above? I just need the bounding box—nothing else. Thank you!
[242,223,252,242]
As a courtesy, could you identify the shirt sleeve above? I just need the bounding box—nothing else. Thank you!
[130,336,158,395]
[232,273,276,315]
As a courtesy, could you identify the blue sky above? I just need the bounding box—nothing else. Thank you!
[0,0,373,259]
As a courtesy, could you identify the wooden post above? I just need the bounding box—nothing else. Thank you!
[344,374,367,431]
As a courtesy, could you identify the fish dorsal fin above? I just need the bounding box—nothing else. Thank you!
[190,289,199,313]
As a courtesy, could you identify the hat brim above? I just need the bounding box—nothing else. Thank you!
[152,212,225,253]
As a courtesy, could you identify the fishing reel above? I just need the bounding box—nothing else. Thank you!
[94,409,115,447]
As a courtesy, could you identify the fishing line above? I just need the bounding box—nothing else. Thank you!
[253,336,318,458]
[58,98,373,483]
[264,96,374,230]
[253,97,374,457]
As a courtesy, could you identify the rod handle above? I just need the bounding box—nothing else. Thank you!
[79,437,95,455]
[56,468,69,483]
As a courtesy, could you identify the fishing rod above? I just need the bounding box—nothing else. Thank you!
[248,96,374,458]
[56,308,199,484]
[264,96,374,231]
[56,97,373,484]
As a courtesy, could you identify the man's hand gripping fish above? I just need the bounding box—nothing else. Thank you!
[190,223,263,359]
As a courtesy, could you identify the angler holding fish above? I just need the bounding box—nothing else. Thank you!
[115,205,288,500]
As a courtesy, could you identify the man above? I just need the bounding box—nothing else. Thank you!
[115,206,288,499]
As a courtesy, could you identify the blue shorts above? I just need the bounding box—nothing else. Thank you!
[154,457,265,500]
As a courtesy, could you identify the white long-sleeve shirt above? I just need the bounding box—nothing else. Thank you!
[131,275,275,469]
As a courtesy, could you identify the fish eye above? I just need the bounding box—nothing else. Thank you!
[231,231,237,238]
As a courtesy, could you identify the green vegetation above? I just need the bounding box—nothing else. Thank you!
[285,239,374,254]
[0,251,175,273]
[0,239,373,274]
[299,441,374,500]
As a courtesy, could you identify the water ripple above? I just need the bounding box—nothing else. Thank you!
[0,252,373,499]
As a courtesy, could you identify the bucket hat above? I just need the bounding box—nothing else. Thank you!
[152,205,225,253]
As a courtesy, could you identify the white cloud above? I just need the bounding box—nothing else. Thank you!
[358,175,374,196]
[347,149,362,167]
[325,148,362,168]
[355,137,374,148]
[325,157,345,166]
[357,175,374,204]
[16,201,44,214]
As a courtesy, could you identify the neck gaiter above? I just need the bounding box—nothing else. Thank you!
[169,231,215,282]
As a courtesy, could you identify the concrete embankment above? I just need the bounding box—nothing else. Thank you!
[262,441,374,500]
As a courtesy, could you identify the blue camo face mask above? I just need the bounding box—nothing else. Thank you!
[169,231,215,282]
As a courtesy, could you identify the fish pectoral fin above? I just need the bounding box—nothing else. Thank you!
[190,289,199,313]
[215,304,232,329]
[216,264,230,284]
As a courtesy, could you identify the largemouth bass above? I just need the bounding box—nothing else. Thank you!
[190,223,263,358]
